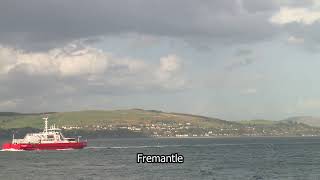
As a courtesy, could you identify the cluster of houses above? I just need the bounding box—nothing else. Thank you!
[60,122,320,137]
[60,122,242,137]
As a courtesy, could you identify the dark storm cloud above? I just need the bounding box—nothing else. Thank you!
[0,0,280,50]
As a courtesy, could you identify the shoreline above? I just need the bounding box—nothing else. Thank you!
[83,135,320,141]
[154,135,320,139]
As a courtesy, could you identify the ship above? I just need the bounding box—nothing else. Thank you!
[2,117,87,151]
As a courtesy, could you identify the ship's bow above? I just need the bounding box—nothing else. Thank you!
[2,143,22,150]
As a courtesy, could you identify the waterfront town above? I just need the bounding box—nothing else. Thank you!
[60,121,320,137]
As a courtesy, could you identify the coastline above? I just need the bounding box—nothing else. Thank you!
[154,135,320,139]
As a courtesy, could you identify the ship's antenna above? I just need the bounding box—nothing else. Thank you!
[43,116,49,133]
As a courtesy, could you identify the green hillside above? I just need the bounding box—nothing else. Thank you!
[239,119,276,126]
[1,110,320,138]
[0,109,239,129]
[282,116,320,127]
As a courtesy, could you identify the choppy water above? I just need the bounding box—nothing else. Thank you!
[1,137,320,180]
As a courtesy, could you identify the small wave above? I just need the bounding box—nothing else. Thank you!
[55,148,75,151]
[109,145,179,149]
[86,144,195,149]
[0,148,25,152]
[85,143,270,150]
[85,146,110,149]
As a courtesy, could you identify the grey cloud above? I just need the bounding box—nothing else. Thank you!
[0,0,278,50]
[279,22,320,51]
[0,44,187,111]
[234,49,253,57]
[267,0,320,51]
[224,49,255,71]
[241,0,314,13]
[225,58,255,71]
[276,0,315,7]
[242,0,277,13]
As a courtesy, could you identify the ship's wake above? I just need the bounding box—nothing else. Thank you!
[0,148,25,152]
[56,148,75,151]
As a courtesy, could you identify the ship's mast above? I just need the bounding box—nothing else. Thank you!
[43,116,48,133]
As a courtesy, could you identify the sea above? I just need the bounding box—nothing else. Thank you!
[1,137,320,180]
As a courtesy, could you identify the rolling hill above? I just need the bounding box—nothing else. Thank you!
[0,109,240,129]
[239,119,276,126]
[282,116,320,127]
[1,110,320,138]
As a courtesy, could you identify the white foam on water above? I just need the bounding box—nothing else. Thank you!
[55,148,75,151]
[0,148,25,152]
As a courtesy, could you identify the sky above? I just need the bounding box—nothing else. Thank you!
[1,0,320,121]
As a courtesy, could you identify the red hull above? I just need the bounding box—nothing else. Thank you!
[2,141,87,151]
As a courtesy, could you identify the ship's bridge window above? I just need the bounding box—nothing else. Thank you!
[47,135,54,140]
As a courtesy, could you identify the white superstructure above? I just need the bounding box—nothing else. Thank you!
[12,117,76,144]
